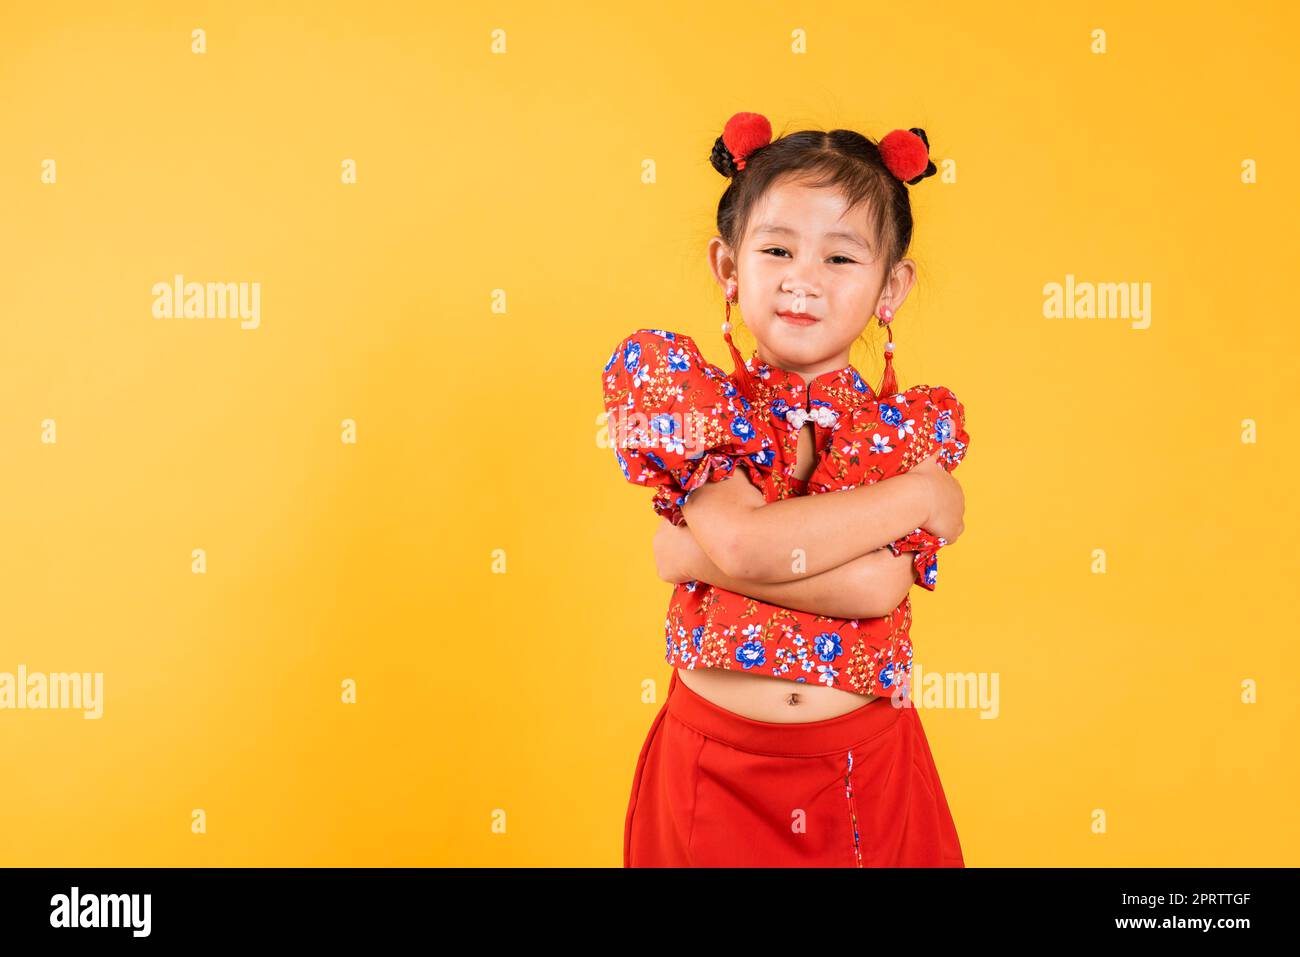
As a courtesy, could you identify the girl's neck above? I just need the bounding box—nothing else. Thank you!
[754,344,852,384]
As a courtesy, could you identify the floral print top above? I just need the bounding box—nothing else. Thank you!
[601,328,970,699]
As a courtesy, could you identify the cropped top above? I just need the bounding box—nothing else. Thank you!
[600,328,970,699]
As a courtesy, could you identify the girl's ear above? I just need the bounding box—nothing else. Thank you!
[878,258,918,314]
[706,236,738,294]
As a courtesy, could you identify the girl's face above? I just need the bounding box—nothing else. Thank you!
[709,174,916,381]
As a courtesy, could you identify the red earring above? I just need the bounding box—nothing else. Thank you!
[722,281,757,399]
[876,305,899,398]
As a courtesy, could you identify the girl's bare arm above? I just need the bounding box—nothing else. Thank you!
[654,517,916,619]
[681,450,963,583]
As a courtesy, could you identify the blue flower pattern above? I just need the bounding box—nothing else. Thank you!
[736,640,766,669]
[814,631,844,662]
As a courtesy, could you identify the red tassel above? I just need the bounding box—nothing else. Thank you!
[723,298,757,401]
[877,323,899,399]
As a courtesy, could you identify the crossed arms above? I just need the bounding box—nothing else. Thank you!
[654,450,965,620]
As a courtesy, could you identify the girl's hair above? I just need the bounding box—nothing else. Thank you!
[710,127,918,277]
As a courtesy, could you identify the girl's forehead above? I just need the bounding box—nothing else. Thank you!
[747,182,874,240]
[762,177,846,208]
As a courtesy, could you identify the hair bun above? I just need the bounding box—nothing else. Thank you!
[710,111,773,177]
[879,127,937,185]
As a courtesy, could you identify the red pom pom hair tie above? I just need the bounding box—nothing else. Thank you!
[721,111,772,172]
[878,127,937,186]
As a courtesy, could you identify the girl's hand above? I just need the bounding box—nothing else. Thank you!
[910,450,965,544]
[653,518,700,584]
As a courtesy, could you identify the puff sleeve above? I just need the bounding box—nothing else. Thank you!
[882,385,970,591]
[601,328,778,526]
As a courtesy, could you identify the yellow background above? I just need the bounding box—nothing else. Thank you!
[2,1,1297,866]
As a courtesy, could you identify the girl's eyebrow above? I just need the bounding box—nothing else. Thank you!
[755,223,870,250]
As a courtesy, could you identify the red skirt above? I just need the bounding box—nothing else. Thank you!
[624,669,965,867]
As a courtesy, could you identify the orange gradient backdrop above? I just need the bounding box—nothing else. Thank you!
[1,1,1297,866]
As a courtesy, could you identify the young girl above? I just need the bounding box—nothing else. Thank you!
[600,112,970,867]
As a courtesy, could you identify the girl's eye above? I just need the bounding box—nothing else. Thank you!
[760,247,856,265]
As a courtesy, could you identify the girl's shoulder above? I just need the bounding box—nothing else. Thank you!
[602,328,733,385]
[862,383,969,473]
[877,383,965,409]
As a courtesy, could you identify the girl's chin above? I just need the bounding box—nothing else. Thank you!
[766,322,828,351]
[759,340,830,370]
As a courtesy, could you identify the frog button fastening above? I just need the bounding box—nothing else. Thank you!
[784,404,838,431]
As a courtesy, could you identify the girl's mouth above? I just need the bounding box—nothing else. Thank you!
[777,311,818,326]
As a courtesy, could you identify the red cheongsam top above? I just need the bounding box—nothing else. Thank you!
[601,328,970,700]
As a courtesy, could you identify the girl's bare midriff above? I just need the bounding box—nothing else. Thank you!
[677,666,880,722]
[676,421,883,723]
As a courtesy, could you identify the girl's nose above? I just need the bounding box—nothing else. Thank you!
[781,270,820,298]
[781,281,820,308]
